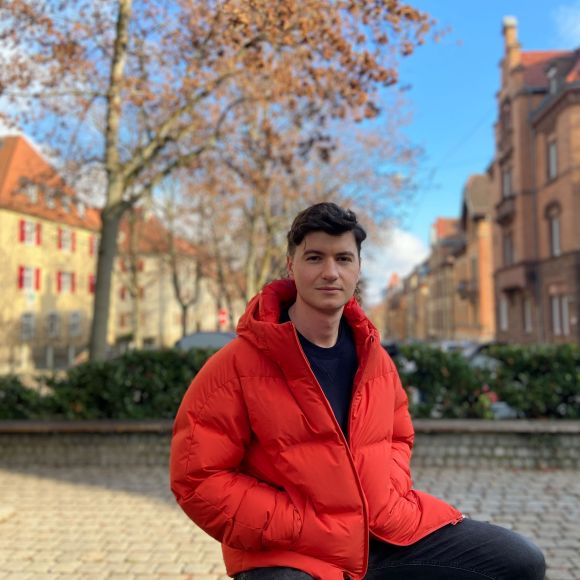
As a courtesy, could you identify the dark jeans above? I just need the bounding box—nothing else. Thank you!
[234,519,546,579]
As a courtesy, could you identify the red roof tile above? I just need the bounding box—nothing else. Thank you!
[0,135,100,231]
[520,51,572,88]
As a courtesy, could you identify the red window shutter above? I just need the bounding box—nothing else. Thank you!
[35,268,41,291]
[89,275,95,294]
[19,220,25,243]
[57,271,62,293]
[137,259,144,272]
[18,266,24,289]
[71,272,76,293]
[120,287,125,300]
[72,232,76,252]
[57,227,62,249]
[89,235,94,256]
[36,223,42,246]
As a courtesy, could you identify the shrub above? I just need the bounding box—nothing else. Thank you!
[396,344,495,419]
[44,348,215,420]
[488,344,580,419]
[0,375,49,419]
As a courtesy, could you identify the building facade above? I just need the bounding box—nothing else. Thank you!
[0,135,100,373]
[492,18,580,344]
[453,174,496,342]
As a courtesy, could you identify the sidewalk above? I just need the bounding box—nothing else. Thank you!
[0,465,578,579]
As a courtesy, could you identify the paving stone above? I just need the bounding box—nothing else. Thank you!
[0,465,578,579]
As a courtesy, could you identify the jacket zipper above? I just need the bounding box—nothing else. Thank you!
[292,327,370,579]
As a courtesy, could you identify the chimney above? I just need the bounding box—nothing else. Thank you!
[502,16,521,69]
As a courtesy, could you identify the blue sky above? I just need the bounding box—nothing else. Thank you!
[362,0,580,304]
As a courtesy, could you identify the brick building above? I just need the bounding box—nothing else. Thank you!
[492,17,580,344]
[453,174,496,342]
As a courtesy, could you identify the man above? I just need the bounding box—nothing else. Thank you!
[171,203,545,579]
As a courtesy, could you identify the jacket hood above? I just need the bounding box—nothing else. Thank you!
[236,279,379,371]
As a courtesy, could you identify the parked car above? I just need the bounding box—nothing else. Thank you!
[175,331,236,351]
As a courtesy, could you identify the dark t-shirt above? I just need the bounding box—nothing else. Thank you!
[281,308,358,436]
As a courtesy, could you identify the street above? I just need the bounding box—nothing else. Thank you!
[0,465,578,579]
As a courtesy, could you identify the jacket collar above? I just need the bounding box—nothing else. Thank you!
[237,279,379,378]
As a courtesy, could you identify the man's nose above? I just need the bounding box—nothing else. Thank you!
[322,259,339,278]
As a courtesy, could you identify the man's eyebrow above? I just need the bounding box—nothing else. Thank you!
[302,249,355,256]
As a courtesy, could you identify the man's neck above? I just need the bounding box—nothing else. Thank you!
[288,300,343,348]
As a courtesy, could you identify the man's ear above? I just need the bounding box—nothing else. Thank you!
[286,255,294,279]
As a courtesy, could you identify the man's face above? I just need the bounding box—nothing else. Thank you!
[287,230,361,315]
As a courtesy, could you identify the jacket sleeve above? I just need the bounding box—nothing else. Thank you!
[389,370,414,496]
[170,363,302,551]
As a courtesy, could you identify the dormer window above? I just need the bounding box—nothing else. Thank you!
[61,195,71,212]
[547,66,558,94]
[20,179,40,203]
[46,189,56,209]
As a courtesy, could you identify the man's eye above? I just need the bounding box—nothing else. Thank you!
[338,256,353,262]
[306,256,320,261]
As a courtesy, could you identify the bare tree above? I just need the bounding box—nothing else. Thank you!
[0,0,433,359]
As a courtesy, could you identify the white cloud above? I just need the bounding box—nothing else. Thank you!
[361,227,429,306]
[553,1,580,47]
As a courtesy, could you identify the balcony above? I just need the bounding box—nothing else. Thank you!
[496,263,535,292]
[496,196,516,225]
[457,279,479,301]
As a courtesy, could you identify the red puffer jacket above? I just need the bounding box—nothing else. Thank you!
[171,279,462,579]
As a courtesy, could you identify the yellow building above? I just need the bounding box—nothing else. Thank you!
[0,134,244,373]
[0,135,100,373]
[112,211,224,350]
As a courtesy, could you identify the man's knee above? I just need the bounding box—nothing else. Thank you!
[506,540,546,580]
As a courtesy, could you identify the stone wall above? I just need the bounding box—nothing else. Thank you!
[0,420,579,469]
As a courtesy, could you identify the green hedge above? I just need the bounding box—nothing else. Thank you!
[0,348,215,420]
[488,344,580,419]
[396,345,496,419]
[1,344,578,420]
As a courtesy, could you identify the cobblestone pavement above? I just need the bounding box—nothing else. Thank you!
[0,466,578,579]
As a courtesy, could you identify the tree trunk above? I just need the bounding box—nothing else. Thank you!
[89,0,132,361]
[88,198,125,360]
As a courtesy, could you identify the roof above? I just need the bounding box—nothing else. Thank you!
[117,209,198,257]
[431,217,458,242]
[461,174,492,226]
[0,135,100,231]
[520,50,576,88]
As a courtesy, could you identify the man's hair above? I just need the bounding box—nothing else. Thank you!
[287,202,367,256]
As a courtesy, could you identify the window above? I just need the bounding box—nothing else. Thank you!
[46,313,60,339]
[46,189,56,209]
[547,66,558,94]
[546,204,562,257]
[69,312,82,337]
[551,295,570,337]
[523,297,533,334]
[21,313,35,341]
[77,201,86,218]
[19,220,41,246]
[57,271,76,293]
[21,181,40,203]
[499,294,509,332]
[58,228,76,252]
[502,167,513,198]
[547,141,558,181]
[503,232,515,266]
[18,266,41,291]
